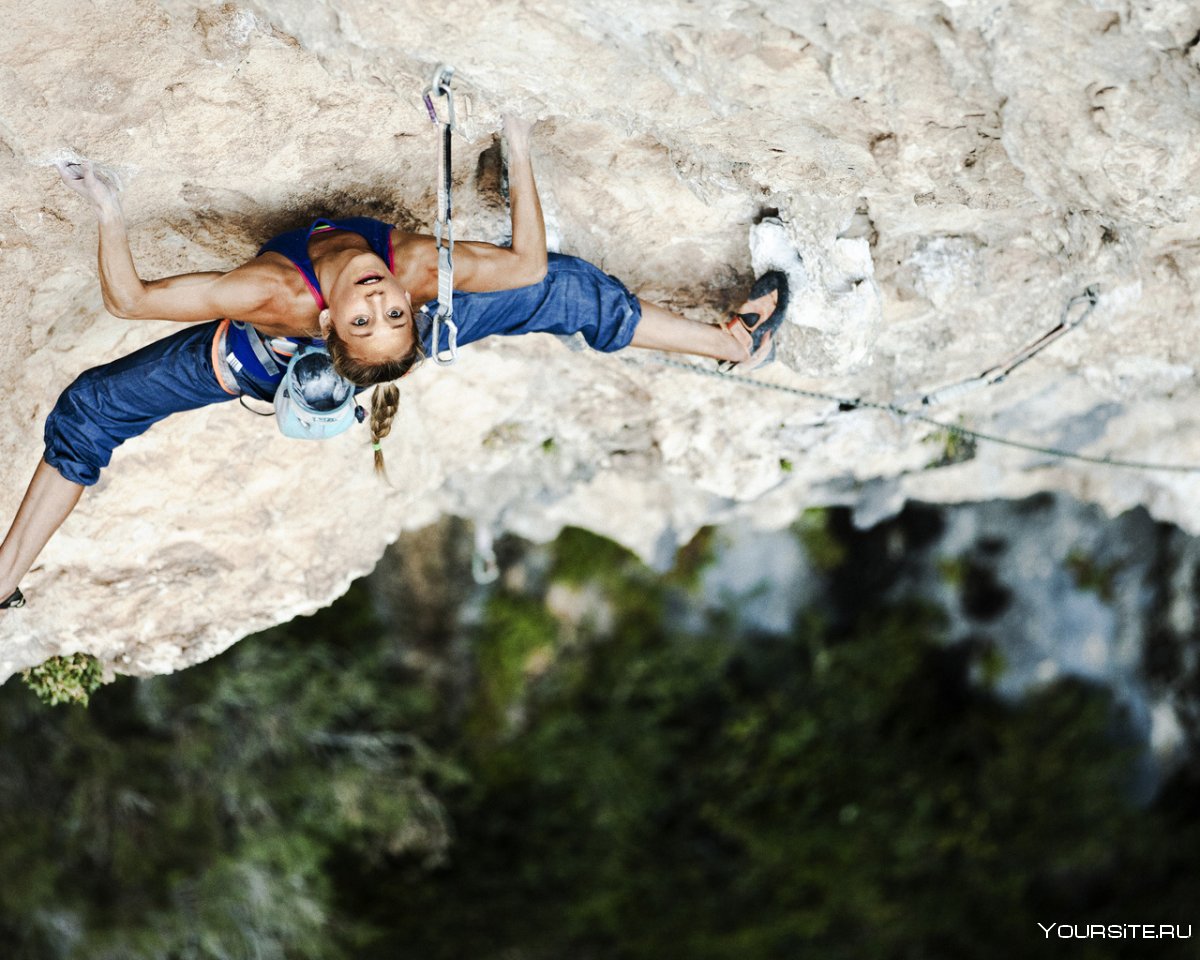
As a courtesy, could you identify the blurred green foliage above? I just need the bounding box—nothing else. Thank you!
[794,508,848,572]
[467,594,560,741]
[0,519,1197,960]
[0,583,460,960]
[358,538,1199,960]
[938,554,969,588]
[551,525,640,586]
[1065,549,1121,604]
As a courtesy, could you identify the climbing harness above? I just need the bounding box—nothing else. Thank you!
[422,63,459,366]
[620,284,1200,474]
[920,286,1100,406]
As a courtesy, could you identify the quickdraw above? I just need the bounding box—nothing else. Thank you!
[472,524,500,585]
[422,64,459,366]
[920,286,1100,406]
[621,279,1199,473]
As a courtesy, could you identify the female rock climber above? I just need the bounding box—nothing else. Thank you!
[0,116,787,613]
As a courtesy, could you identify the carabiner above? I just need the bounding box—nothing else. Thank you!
[472,525,500,585]
[430,308,459,366]
[1062,284,1100,330]
[422,64,456,127]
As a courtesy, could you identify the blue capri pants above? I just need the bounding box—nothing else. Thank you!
[43,321,239,486]
[421,253,642,354]
[44,253,642,487]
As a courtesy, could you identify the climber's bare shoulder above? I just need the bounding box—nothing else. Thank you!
[125,257,316,332]
[388,231,440,303]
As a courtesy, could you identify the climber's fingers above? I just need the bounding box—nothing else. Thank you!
[56,159,120,207]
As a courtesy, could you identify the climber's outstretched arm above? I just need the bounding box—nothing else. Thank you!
[0,460,83,614]
[59,161,276,323]
[453,115,548,292]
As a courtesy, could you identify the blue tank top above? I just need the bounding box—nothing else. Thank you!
[227,217,396,395]
[257,216,396,310]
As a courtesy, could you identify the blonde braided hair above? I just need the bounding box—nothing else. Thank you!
[325,326,425,477]
[369,383,401,477]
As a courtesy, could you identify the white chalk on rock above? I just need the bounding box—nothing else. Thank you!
[749,216,881,376]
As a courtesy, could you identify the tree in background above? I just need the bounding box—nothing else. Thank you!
[0,516,1196,960]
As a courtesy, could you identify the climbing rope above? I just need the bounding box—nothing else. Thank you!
[624,353,1200,475]
[406,93,1184,475]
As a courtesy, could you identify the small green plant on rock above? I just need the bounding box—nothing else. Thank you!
[924,423,977,468]
[21,652,104,707]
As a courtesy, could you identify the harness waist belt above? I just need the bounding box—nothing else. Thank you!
[217,322,301,401]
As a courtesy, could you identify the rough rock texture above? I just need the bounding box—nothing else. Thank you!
[2,0,1199,679]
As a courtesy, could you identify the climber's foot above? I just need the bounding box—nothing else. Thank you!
[0,587,25,611]
[718,271,789,373]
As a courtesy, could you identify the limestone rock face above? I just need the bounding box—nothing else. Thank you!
[2,0,1199,679]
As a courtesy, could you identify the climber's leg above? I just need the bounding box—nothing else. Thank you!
[630,269,784,367]
[1,321,236,611]
[0,460,83,611]
[43,320,236,487]
[630,299,750,362]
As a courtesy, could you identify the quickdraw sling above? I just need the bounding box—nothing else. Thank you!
[422,63,459,365]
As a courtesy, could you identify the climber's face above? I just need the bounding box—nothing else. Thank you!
[321,253,416,362]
